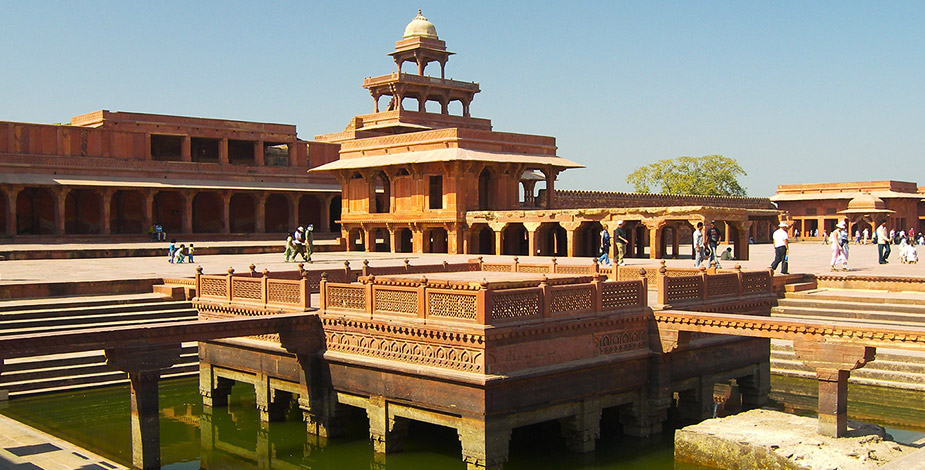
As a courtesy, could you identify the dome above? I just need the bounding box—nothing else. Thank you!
[403,10,438,39]
[846,193,887,211]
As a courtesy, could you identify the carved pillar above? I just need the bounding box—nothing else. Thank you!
[560,222,581,258]
[143,190,154,232]
[731,221,752,260]
[489,222,506,256]
[366,395,409,454]
[221,191,231,234]
[319,193,333,232]
[255,192,267,233]
[181,190,193,235]
[278,327,346,440]
[6,186,21,236]
[792,339,875,437]
[559,399,602,453]
[388,227,398,254]
[524,222,541,257]
[412,226,424,254]
[199,363,233,407]
[100,188,113,235]
[54,187,70,235]
[457,418,512,470]
[642,219,665,260]
[364,226,374,252]
[105,344,182,470]
[287,193,300,229]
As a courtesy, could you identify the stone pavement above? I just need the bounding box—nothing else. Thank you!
[0,413,125,470]
[0,240,922,285]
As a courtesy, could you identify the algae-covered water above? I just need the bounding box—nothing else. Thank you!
[2,375,922,469]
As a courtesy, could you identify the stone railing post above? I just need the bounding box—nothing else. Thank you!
[656,262,668,307]
[592,275,602,313]
[417,277,428,321]
[364,275,375,318]
[700,266,709,301]
[734,265,744,296]
[551,257,558,274]
[261,269,269,308]
[226,268,234,302]
[512,256,520,272]
[404,258,411,273]
[319,273,328,309]
[249,264,257,277]
[344,261,352,283]
[638,269,648,305]
[300,270,311,310]
[539,276,550,319]
[362,260,370,277]
[476,279,490,325]
[195,266,203,301]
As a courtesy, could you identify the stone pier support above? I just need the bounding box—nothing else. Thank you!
[737,358,771,409]
[559,400,602,453]
[792,339,875,437]
[457,418,512,470]
[199,364,233,407]
[105,344,182,470]
[366,395,410,453]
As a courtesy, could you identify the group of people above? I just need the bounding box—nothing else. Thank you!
[285,225,314,262]
[769,219,919,274]
[597,220,628,266]
[147,224,166,241]
[167,239,194,264]
[693,220,726,268]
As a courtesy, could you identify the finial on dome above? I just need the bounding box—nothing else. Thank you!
[404,10,438,39]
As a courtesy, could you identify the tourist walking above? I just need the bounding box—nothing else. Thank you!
[598,227,611,266]
[614,220,628,266]
[770,222,789,274]
[284,232,296,262]
[830,222,849,271]
[693,222,706,268]
[187,244,195,263]
[306,224,315,262]
[706,221,722,268]
[877,220,891,264]
[167,239,177,264]
[863,227,870,245]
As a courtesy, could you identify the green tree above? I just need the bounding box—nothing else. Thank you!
[626,155,747,196]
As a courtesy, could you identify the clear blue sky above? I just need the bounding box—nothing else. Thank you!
[2,1,923,197]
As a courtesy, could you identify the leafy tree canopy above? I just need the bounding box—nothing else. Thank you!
[626,155,747,197]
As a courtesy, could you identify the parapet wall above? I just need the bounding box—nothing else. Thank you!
[553,189,776,210]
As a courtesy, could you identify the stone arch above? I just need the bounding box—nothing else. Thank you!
[501,223,528,255]
[298,194,322,229]
[65,188,102,234]
[229,193,255,233]
[395,228,413,253]
[153,191,184,234]
[16,187,55,235]
[468,223,494,255]
[110,190,145,234]
[371,171,390,213]
[425,227,448,254]
[575,221,604,258]
[192,192,223,233]
[329,196,342,232]
[264,193,289,234]
[537,222,567,257]
[347,227,365,251]
[374,228,391,252]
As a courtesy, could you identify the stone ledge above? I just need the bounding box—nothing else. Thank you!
[675,409,916,470]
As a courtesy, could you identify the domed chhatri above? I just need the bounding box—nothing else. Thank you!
[403,10,438,39]
[845,193,888,212]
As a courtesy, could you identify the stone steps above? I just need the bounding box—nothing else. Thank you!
[0,293,200,397]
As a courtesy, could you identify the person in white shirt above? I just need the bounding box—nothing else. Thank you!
[830,222,848,271]
[770,221,789,274]
[877,221,891,264]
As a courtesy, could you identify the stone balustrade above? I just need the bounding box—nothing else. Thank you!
[195,267,312,312]
[319,272,647,327]
[656,264,773,306]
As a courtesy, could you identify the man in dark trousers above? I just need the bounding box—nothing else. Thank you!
[770,221,789,274]
[706,221,723,268]
[614,220,628,266]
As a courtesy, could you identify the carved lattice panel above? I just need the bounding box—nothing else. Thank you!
[597,329,648,354]
[556,265,593,275]
[428,292,478,320]
[375,288,419,315]
[482,263,513,272]
[490,290,541,321]
[267,281,301,305]
[232,278,262,300]
[326,285,367,310]
[549,285,593,314]
[324,330,483,372]
[706,273,739,298]
[199,277,227,297]
[601,281,642,309]
[666,276,702,303]
[741,271,770,294]
[518,264,551,274]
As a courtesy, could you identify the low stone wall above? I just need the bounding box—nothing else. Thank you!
[814,274,925,292]
[0,278,162,299]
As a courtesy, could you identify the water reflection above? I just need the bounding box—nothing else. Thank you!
[1,375,921,469]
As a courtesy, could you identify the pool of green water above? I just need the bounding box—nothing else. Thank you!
[2,375,921,469]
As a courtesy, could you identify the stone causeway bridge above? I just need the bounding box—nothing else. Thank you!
[0,258,923,470]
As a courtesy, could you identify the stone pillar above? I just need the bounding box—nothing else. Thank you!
[255,140,265,166]
[642,219,665,260]
[559,400,602,453]
[561,222,581,258]
[255,192,267,233]
[364,227,374,252]
[319,194,332,232]
[254,373,288,423]
[181,191,193,235]
[143,190,154,232]
[737,357,771,409]
[105,344,182,470]
[54,187,70,235]
[219,138,228,165]
[457,418,512,470]
[199,363,233,407]
[488,222,506,256]
[412,227,424,253]
[792,339,875,437]
[366,395,409,454]
[6,186,21,236]
[524,222,541,257]
[287,193,300,229]
[388,228,398,253]
[221,191,231,234]
[96,189,110,235]
[732,221,752,260]
[181,136,191,162]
